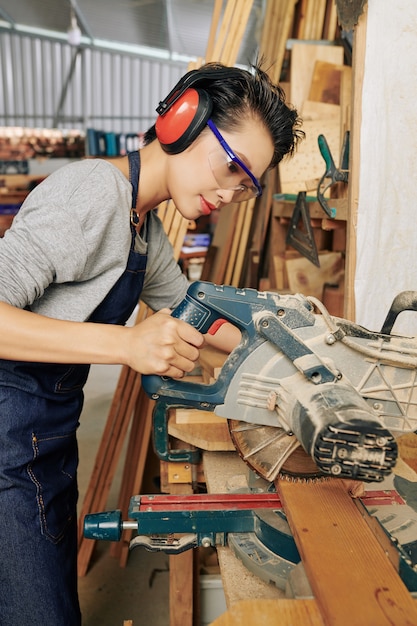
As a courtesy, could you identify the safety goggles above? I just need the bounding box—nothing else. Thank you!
[207,119,263,202]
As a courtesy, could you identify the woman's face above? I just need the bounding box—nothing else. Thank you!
[165,116,274,220]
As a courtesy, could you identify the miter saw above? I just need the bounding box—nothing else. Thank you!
[84,281,417,592]
[142,281,417,483]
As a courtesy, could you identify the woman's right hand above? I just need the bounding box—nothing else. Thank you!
[125,309,204,378]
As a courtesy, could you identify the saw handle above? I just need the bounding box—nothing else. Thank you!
[142,281,314,403]
[169,281,266,336]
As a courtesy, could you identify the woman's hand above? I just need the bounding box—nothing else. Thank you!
[125,309,204,378]
[0,301,203,378]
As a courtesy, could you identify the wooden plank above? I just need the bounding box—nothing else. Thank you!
[224,201,247,285]
[259,0,298,84]
[309,60,351,107]
[322,0,339,40]
[277,477,417,626]
[278,119,341,195]
[273,198,347,222]
[205,0,224,61]
[210,0,238,62]
[268,212,288,290]
[77,366,142,576]
[175,408,225,425]
[290,43,344,111]
[302,100,341,122]
[168,418,235,452]
[169,483,195,626]
[109,388,155,564]
[285,251,344,300]
[232,197,256,287]
[211,599,324,625]
[205,205,240,284]
[224,0,254,66]
[345,6,367,321]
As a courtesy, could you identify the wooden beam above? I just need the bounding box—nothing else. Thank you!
[211,598,324,625]
[344,4,367,321]
[277,477,417,626]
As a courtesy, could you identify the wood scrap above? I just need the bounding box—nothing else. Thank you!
[286,251,344,299]
[309,60,350,105]
[344,4,367,320]
[258,0,298,84]
[290,43,344,111]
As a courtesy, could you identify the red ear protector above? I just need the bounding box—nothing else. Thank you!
[155,67,241,154]
[155,86,212,154]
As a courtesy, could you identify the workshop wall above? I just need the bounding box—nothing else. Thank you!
[0,31,186,133]
[355,0,417,334]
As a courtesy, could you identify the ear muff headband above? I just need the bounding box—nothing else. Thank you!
[155,67,243,154]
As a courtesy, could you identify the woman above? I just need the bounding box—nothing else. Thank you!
[0,61,303,624]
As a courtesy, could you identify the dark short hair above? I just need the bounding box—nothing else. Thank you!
[144,61,304,168]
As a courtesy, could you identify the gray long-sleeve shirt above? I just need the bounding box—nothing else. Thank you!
[0,158,189,321]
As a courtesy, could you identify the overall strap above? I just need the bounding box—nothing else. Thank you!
[128,151,141,210]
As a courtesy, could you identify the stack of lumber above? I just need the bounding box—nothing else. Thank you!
[272,39,351,315]
[201,1,350,320]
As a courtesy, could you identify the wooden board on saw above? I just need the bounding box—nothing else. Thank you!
[397,433,417,475]
[278,119,341,195]
[211,598,324,626]
[277,478,417,626]
[168,410,234,452]
[290,43,344,111]
[285,251,344,300]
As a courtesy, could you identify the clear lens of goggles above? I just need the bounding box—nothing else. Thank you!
[208,150,260,202]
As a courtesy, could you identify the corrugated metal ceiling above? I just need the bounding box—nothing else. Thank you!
[0,0,264,63]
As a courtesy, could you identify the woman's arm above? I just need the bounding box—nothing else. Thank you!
[0,301,203,378]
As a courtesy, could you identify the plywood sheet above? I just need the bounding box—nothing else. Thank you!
[302,100,341,122]
[286,251,344,299]
[279,119,341,195]
[290,43,344,111]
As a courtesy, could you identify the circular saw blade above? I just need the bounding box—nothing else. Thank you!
[228,419,323,481]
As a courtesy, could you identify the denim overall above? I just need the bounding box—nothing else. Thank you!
[0,152,146,625]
